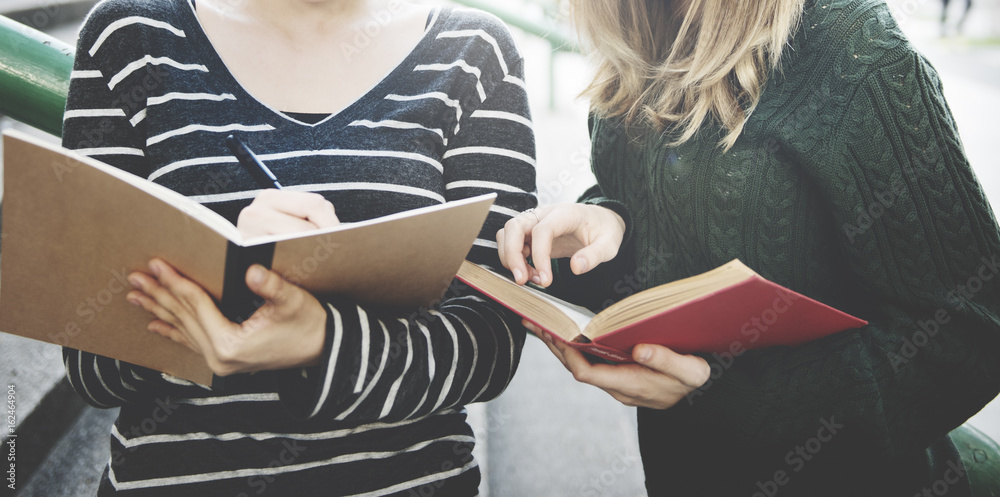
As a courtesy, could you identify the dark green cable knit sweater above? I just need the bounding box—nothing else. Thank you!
[554,0,1000,495]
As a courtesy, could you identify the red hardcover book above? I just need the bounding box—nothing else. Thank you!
[456,259,867,362]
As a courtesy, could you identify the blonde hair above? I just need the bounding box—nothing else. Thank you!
[572,0,805,150]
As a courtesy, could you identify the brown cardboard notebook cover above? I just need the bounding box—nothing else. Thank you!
[0,130,495,385]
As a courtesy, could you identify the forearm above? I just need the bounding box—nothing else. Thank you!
[276,287,525,422]
[62,348,207,408]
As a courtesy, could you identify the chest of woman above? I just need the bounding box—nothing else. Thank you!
[590,119,849,300]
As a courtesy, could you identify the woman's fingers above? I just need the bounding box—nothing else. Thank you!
[237,190,340,238]
[257,189,339,227]
[633,344,712,388]
[497,208,543,284]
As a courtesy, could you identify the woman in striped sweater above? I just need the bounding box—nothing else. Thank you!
[61,0,536,495]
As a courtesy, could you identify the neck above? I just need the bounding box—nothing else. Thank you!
[211,0,379,35]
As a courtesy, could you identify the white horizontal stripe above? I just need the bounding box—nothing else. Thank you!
[109,435,475,490]
[188,182,446,205]
[414,61,486,101]
[489,204,521,218]
[446,180,528,194]
[175,393,280,406]
[130,109,147,127]
[111,410,458,448]
[293,183,445,203]
[344,459,479,497]
[258,148,443,174]
[109,56,208,90]
[503,75,527,91]
[90,17,186,56]
[147,123,274,147]
[159,374,196,386]
[349,120,445,143]
[443,146,535,167]
[70,70,103,79]
[437,29,510,76]
[149,156,238,182]
[474,239,498,249]
[471,110,531,129]
[148,92,237,107]
[75,147,144,157]
[63,108,126,120]
[386,93,462,128]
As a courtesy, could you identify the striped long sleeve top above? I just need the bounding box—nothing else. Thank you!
[60,1,537,495]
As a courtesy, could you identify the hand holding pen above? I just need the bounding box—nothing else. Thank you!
[225,135,339,238]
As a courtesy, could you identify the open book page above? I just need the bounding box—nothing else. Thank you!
[456,261,596,341]
[585,259,757,338]
[520,283,596,332]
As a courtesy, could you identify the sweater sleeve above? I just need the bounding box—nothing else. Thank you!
[668,44,1000,469]
[274,34,537,422]
[60,1,209,408]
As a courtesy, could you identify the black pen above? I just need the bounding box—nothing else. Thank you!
[225,134,284,190]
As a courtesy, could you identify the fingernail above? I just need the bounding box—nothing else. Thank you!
[636,345,652,363]
[248,265,266,286]
[126,295,140,306]
[574,256,588,273]
[148,260,161,277]
[127,274,142,288]
[512,268,523,283]
[530,275,541,285]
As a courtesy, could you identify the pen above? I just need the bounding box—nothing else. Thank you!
[225,134,284,190]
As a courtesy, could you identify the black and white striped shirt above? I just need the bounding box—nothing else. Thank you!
[61,0,536,495]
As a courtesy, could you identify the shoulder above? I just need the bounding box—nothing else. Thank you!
[794,0,915,82]
[78,0,184,45]
[430,7,524,64]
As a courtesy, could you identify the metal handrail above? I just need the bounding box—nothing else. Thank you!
[0,14,73,137]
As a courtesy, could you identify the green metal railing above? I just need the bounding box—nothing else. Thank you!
[0,14,73,137]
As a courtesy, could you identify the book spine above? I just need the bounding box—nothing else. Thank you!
[219,241,277,323]
[569,339,633,363]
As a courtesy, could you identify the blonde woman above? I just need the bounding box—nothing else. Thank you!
[498,0,1000,495]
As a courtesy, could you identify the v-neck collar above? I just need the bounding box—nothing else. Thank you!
[180,0,448,128]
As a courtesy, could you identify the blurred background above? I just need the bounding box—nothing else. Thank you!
[0,0,998,495]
